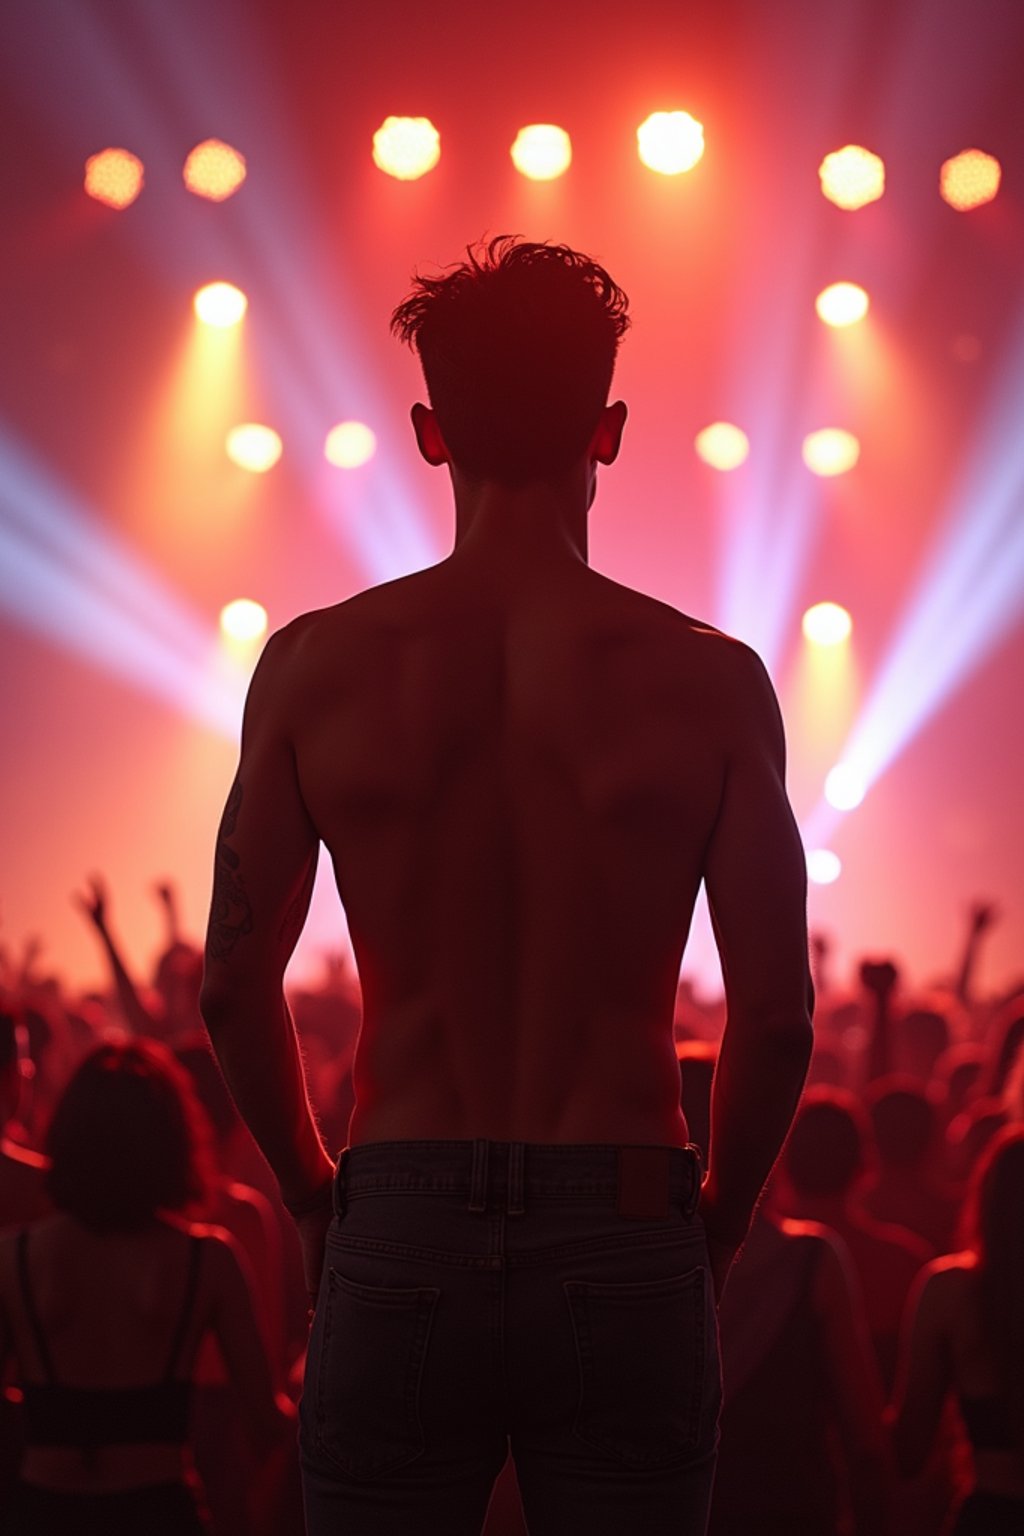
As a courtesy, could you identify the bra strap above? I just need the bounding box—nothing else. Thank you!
[16,1228,58,1385]
[163,1235,204,1381]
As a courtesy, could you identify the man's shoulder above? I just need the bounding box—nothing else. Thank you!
[266,569,444,656]
[584,571,767,669]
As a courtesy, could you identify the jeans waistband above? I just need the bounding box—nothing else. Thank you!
[333,1140,703,1220]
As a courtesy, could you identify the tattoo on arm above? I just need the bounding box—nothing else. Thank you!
[208,777,254,961]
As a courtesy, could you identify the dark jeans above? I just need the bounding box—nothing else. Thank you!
[300,1140,721,1536]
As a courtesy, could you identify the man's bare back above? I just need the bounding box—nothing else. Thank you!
[275,552,749,1147]
[199,240,815,1532]
[201,241,812,1318]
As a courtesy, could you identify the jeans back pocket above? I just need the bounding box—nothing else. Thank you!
[311,1265,440,1481]
[565,1265,710,1468]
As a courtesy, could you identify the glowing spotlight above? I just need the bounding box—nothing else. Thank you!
[695,422,750,471]
[802,602,852,646]
[220,598,268,643]
[803,428,860,477]
[183,138,248,201]
[325,421,377,469]
[803,303,1024,848]
[940,149,1002,211]
[225,424,282,473]
[84,148,144,209]
[824,763,866,811]
[816,282,869,328]
[807,849,842,885]
[637,111,705,175]
[372,117,441,180]
[510,124,572,181]
[194,282,248,328]
[819,145,885,210]
[0,426,243,738]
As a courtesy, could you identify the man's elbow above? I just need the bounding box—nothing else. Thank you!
[729,994,814,1051]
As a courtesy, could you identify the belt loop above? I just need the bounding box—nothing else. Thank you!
[332,1148,350,1221]
[468,1139,489,1212]
[507,1142,525,1216]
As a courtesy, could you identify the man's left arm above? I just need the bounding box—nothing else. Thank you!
[200,629,336,1219]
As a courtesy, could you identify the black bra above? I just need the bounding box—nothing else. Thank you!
[17,1227,202,1449]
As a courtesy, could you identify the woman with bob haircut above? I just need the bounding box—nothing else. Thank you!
[889,1125,1024,1533]
[0,1037,293,1534]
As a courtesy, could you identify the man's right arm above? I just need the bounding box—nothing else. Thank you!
[701,645,814,1293]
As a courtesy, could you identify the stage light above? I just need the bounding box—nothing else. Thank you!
[940,149,1001,211]
[810,308,1024,827]
[695,422,749,471]
[84,148,144,209]
[511,124,572,181]
[802,602,852,646]
[325,421,377,469]
[819,145,885,210]
[815,282,869,327]
[803,428,860,477]
[637,111,705,175]
[194,282,248,328]
[807,849,842,885]
[824,763,866,811]
[183,138,247,201]
[372,116,441,180]
[220,599,268,643]
[225,424,282,473]
[0,427,243,737]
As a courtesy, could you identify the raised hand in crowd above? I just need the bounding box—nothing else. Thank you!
[860,957,900,1083]
[71,874,156,1035]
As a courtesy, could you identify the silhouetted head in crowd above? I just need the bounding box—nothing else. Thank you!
[987,1008,1024,1099]
[947,1097,1008,1186]
[934,1042,985,1123]
[967,1126,1024,1429]
[391,235,630,488]
[45,1038,212,1231]
[867,1076,938,1172]
[894,1006,950,1081]
[783,1087,872,1200]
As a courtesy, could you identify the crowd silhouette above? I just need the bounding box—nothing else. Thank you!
[0,883,1021,1533]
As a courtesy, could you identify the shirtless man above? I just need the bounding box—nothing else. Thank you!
[200,238,814,1535]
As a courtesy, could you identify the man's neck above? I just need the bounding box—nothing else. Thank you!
[449,461,594,571]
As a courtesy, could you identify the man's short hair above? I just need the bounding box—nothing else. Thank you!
[391,235,630,487]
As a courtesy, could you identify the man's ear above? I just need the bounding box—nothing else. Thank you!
[590,400,628,466]
[411,403,449,467]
